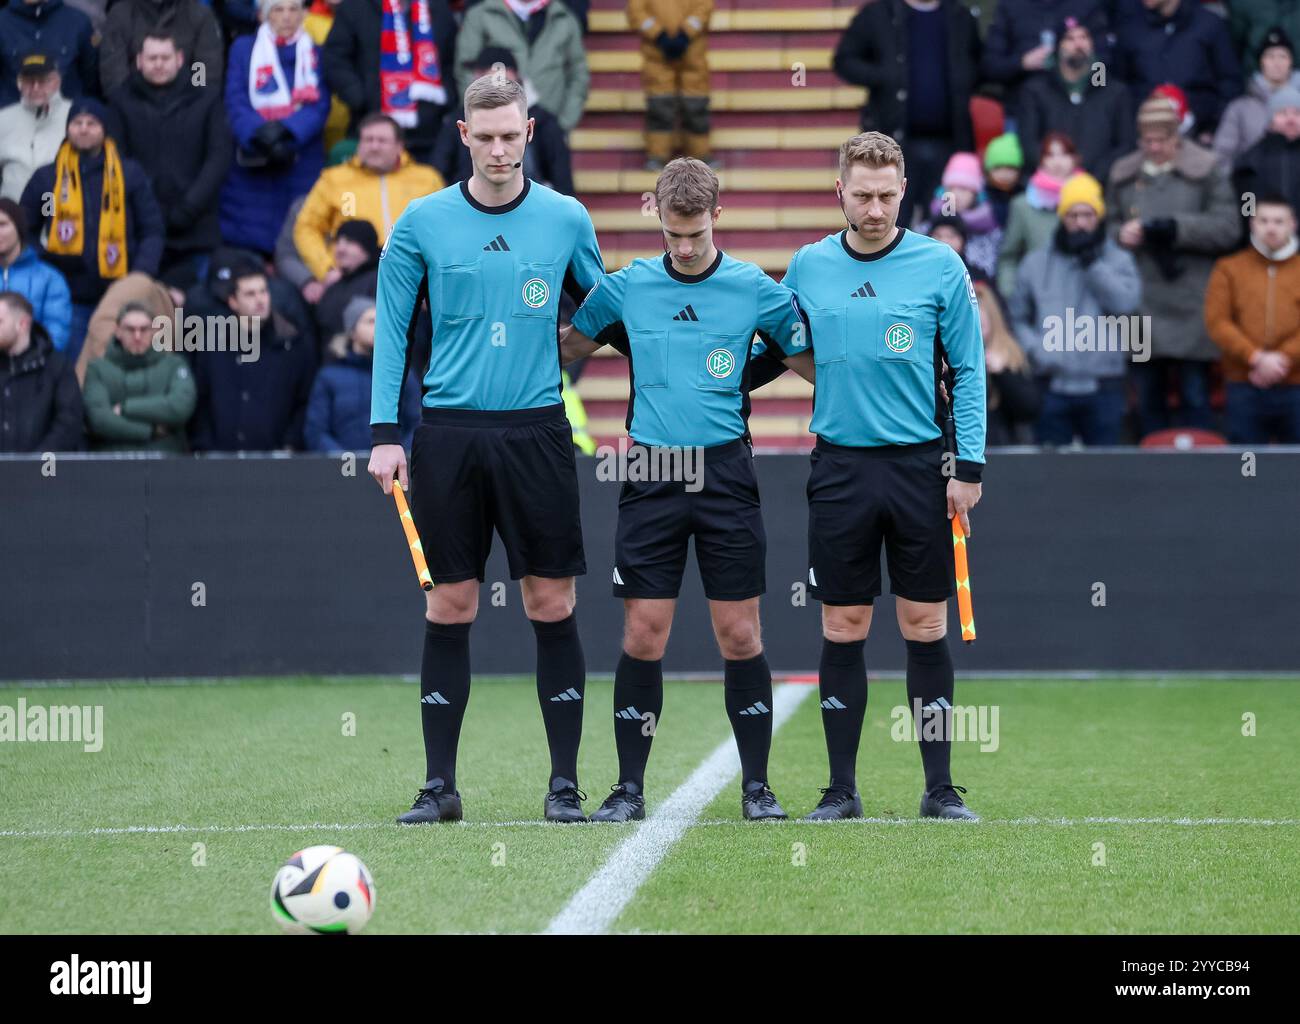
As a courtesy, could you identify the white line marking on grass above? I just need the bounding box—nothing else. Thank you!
[543,682,814,936]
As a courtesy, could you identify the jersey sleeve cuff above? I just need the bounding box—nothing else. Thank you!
[955,459,984,484]
[371,423,402,447]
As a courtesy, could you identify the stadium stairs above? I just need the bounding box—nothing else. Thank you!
[572,0,864,451]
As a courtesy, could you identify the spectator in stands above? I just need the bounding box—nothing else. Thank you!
[20,98,164,365]
[294,112,441,296]
[74,269,176,383]
[455,0,589,133]
[303,0,353,155]
[980,0,1111,123]
[0,198,71,351]
[0,52,73,203]
[0,290,83,452]
[276,195,316,296]
[1234,86,1300,214]
[1010,173,1140,445]
[1016,17,1134,184]
[190,265,317,451]
[983,133,1023,229]
[314,219,380,337]
[323,0,458,162]
[1205,194,1300,443]
[924,152,1002,279]
[432,48,574,191]
[998,131,1081,296]
[833,0,982,229]
[1229,3,1300,75]
[0,0,98,106]
[975,278,1040,445]
[100,0,225,95]
[467,0,590,32]
[219,0,332,258]
[82,301,197,452]
[1112,0,1241,141]
[1215,27,1300,162]
[1109,94,1241,436]
[626,1,713,169]
[305,296,419,450]
[106,31,233,292]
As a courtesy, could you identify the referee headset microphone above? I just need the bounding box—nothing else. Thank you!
[837,184,860,233]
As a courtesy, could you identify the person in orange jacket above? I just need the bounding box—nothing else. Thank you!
[627,1,713,169]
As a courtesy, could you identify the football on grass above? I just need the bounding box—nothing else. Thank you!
[270,845,375,934]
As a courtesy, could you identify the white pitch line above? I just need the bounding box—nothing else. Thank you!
[543,682,814,936]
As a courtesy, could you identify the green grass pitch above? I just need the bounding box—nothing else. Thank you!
[2,675,1296,934]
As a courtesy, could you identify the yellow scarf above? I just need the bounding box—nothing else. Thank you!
[46,139,128,279]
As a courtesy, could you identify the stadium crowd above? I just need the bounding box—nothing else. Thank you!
[0,0,1298,453]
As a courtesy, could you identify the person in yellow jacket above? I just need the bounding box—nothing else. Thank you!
[628,1,714,168]
[293,112,444,301]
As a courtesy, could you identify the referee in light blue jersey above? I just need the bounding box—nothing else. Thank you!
[561,158,813,824]
[367,75,605,826]
[785,132,987,823]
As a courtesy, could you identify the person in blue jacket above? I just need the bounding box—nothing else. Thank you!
[305,296,419,452]
[0,197,71,352]
[219,0,331,256]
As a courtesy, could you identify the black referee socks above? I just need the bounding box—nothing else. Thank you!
[612,652,663,790]
[724,653,774,788]
[420,619,473,791]
[819,638,868,789]
[532,613,586,788]
[905,637,955,791]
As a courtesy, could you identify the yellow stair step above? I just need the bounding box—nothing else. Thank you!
[579,166,839,194]
[585,86,865,113]
[587,47,834,73]
[573,125,854,151]
[589,8,855,32]
[590,205,844,231]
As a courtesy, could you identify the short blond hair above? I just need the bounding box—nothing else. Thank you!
[839,131,905,180]
[463,75,528,122]
[655,157,719,218]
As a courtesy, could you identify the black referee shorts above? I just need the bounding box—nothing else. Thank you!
[408,404,585,584]
[613,438,766,601]
[806,436,955,605]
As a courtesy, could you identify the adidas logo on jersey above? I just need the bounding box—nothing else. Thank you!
[821,696,848,710]
[672,304,700,322]
[850,281,876,298]
[421,692,451,705]
[549,687,583,703]
[737,701,771,716]
[483,234,511,252]
[615,706,642,720]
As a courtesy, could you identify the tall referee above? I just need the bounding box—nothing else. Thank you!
[368,76,605,824]
[784,132,987,821]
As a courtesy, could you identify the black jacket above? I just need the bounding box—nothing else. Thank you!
[107,71,233,253]
[0,322,84,453]
[19,147,165,305]
[1234,131,1300,223]
[1017,70,1136,183]
[431,104,574,195]
[322,0,458,158]
[980,0,1113,116]
[315,261,378,341]
[832,0,981,150]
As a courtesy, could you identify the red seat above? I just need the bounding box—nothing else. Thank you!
[1139,428,1229,449]
[970,96,1006,159]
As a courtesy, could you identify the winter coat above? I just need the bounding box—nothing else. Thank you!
[218,32,331,257]
[0,95,71,203]
[455,0,590,132]
[1205,241,1300,386]
[997,191,1060,298]
[107,70,233,253]
[0,0,98,106]
[321,0,459,154]
[1107,139,1242,360]
[832,0,980,150]
[304,346,419,451]
[1234,130,1300,218]
[1009,232,1142,392]
[99,0,225,95]
[1213,72,1300,163]
[0,246,72,351]
[1228,0,1300,75]
[0,321,83,451]
[19,147,165,304]
[82,336,197,451]
[314,260,378,339]
[1111,0,1243,134]
[1016,69,1135,184]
